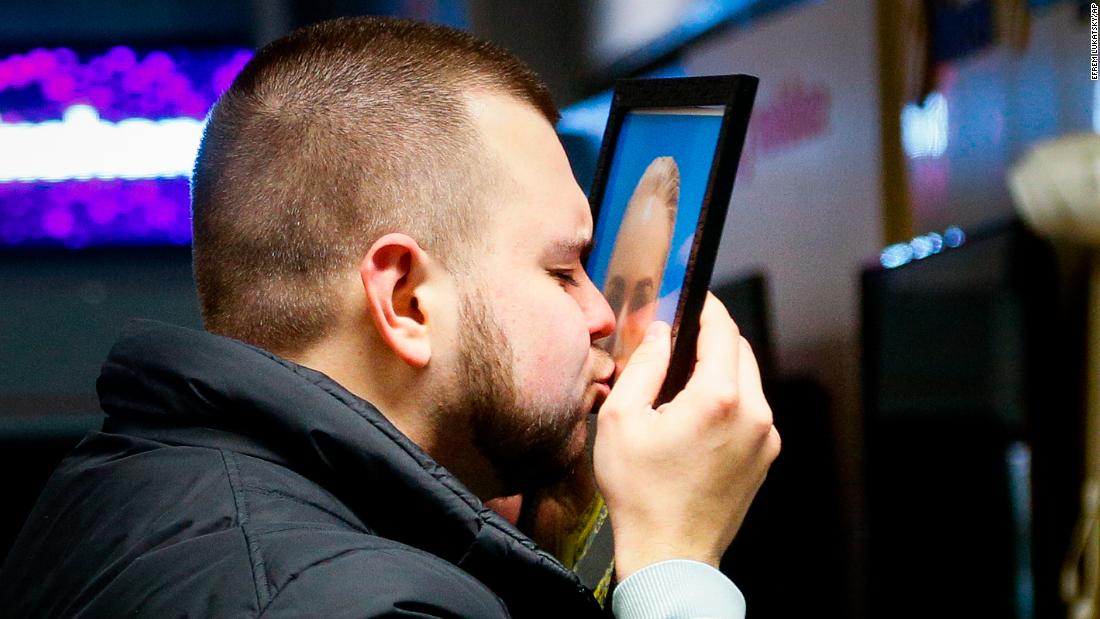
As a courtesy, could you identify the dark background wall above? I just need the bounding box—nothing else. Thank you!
[0,248,200,415]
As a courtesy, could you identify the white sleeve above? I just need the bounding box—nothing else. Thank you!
[610,559,746,619]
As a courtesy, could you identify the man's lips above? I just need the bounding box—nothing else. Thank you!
[594,362,615,387]
[588,381,611,414]
[589,352,616,413]
[590,368,613,412]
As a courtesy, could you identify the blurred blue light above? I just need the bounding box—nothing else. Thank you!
[880,228,964,270]
[944,226,965,248]
[557,64,687,142]
[927,232,944,254]
[557,90,614,139]
[910,235,934,260]
[681,0,755,33]
[880,243,914,269]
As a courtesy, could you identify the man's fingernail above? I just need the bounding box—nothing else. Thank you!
[644,321,667,342]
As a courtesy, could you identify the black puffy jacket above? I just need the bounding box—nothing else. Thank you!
[0,320,607,618]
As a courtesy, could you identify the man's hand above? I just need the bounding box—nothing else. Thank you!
[593,292,780,580]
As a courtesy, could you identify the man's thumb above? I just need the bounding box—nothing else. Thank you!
[605,321,671,410]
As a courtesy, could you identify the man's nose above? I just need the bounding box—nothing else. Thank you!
[584,276,616,342]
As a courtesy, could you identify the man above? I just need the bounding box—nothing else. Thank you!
[600,156,681,379]
[0,17,779,618]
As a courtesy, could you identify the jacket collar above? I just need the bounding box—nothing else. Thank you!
[97,320,602,616]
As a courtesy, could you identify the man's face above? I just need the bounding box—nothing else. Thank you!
[445,286,586,494]
[444,93,616,494]
[600,193,673,377]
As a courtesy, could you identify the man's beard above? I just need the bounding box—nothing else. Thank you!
[441,287,588,496]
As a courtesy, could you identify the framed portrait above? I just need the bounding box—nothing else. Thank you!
[585,74,758,404]
[562,75,758,598]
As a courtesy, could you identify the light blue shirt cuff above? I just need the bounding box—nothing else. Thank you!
[611,559,746,619]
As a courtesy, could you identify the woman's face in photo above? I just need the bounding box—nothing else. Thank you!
[599,193,674,377]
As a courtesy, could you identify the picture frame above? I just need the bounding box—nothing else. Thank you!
[562,75,759,599]
[585,74,758,404]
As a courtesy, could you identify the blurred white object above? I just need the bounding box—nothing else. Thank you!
[1009,133,1100,244]
[1009,133,1100,619]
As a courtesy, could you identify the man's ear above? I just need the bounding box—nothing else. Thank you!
[360,233,436,368]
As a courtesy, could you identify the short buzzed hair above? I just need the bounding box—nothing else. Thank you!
[191,17,558,355]
[625,156,680,232]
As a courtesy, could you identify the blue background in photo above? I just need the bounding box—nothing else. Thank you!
[587,110,723,324]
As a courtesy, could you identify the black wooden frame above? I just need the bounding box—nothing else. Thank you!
[586,74,758,403]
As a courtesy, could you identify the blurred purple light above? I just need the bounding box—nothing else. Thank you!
[0,44,253,248]
[104,46,137,73]
[42,206,75,239]
[213,50,252,96]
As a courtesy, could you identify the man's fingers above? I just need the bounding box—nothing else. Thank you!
[679,293,741,403]
[736,336,766,399]
[604,321,671,412]
[738,337,776,438]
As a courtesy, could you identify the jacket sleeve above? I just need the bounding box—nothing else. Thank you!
[257,547,511,619]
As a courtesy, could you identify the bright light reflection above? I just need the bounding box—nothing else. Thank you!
[0,104,204,182]
[902,92,948,158]
[881,227,964,269]
[880,243,914,269]
[944,226,965,248]
[927,232,944,254]
[910,235,934,260]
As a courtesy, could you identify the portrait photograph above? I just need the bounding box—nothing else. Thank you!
[586,107,725,377]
